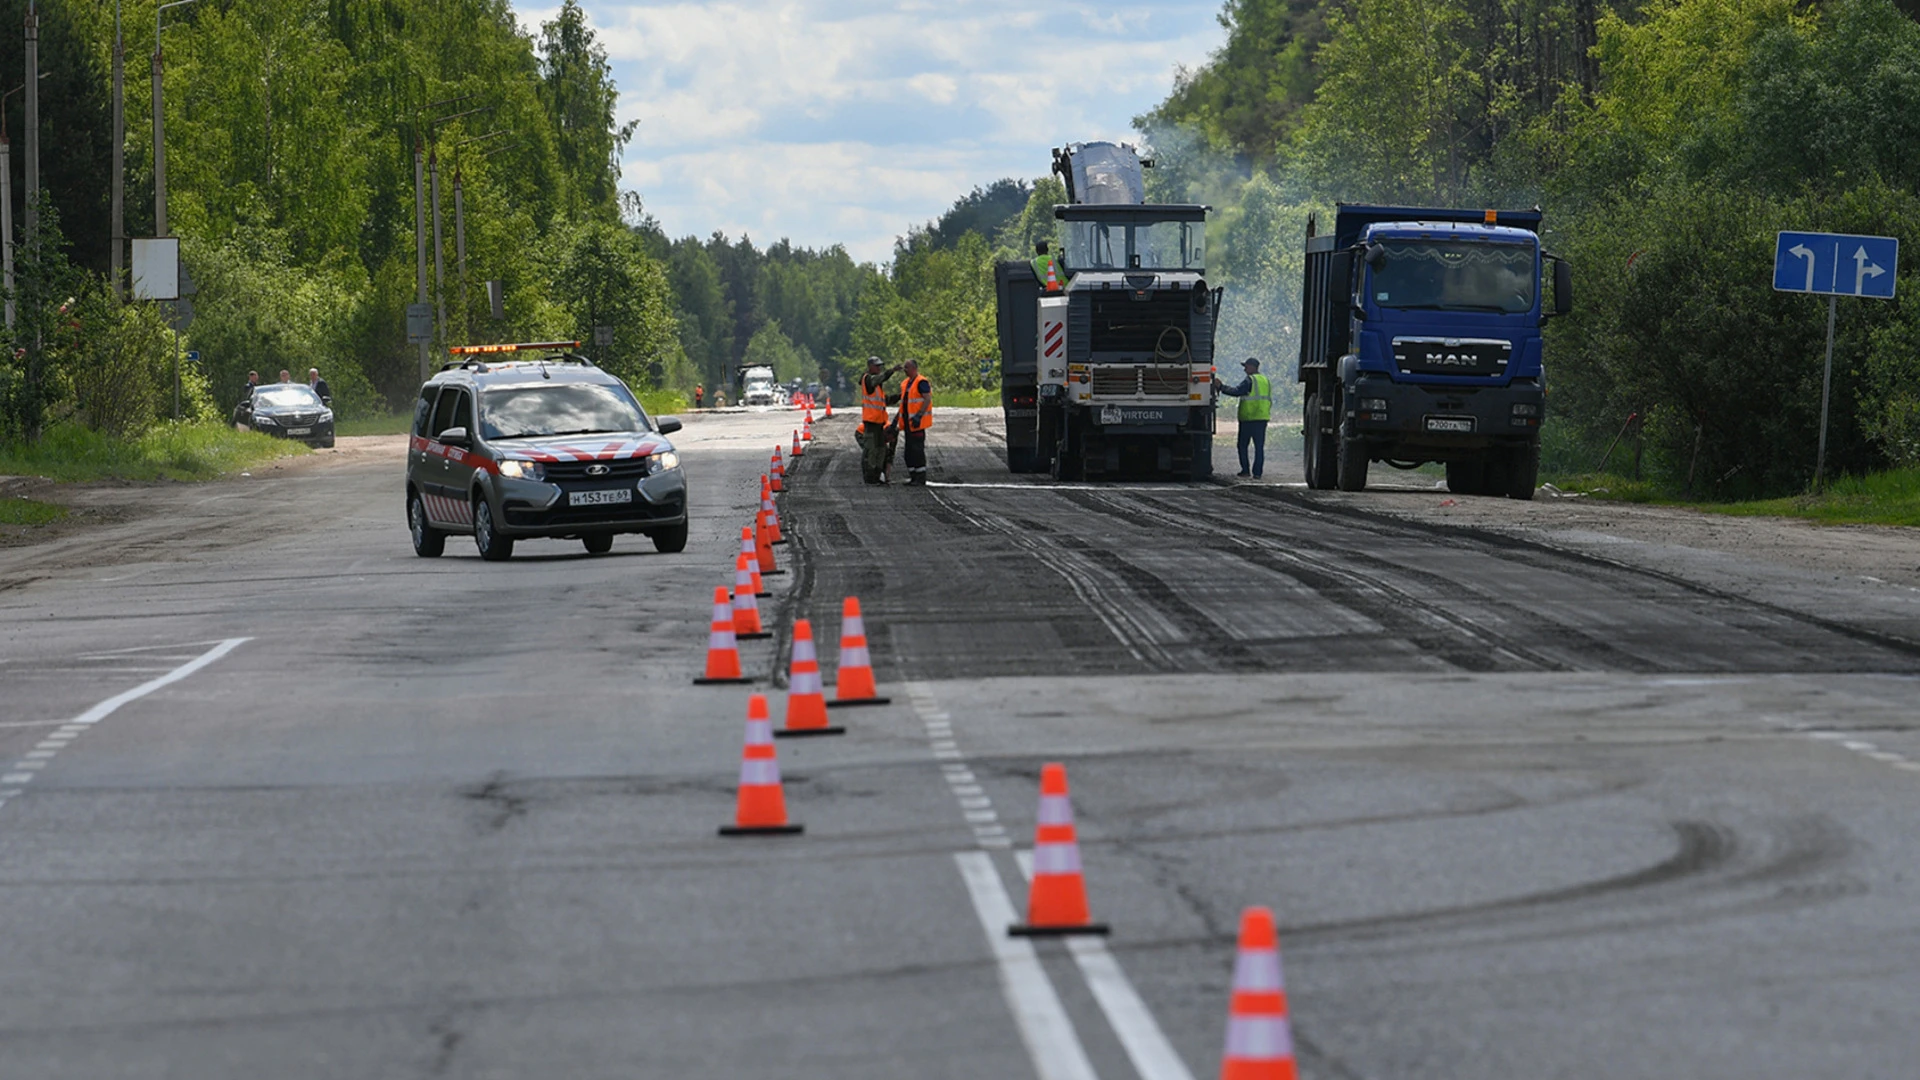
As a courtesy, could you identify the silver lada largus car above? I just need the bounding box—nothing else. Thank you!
[405,344,688,561]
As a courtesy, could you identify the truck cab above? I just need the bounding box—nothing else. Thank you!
[1298,205,1572,497]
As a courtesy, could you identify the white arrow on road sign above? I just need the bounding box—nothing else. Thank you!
[1854,246,1886,295]
[1790,244,1815,292]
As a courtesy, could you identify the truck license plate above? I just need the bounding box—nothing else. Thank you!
[1099,405,1123,425]
[569,489,632,506]
[1425,416,1474,433]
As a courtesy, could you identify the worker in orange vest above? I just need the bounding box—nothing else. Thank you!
[858,356,902,484]
[1032,242,1063,292]
[895,358,933,486]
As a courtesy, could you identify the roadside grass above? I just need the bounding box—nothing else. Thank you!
[1695,468,1920,526]
[336,413,412,437]
[639,390,690,415]
[0,496,66,525]
[932,388,998,407]
[0,421,304,482]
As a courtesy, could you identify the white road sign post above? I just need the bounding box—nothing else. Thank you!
[1773,231,1899,488]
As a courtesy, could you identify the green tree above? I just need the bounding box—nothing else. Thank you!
[554,221,680,389]
[540,0,636,221]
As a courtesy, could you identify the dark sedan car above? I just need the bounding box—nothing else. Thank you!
[236,383,336,448]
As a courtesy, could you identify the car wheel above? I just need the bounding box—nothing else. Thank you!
[650,521,689,554]
[320,435,335,449]
[408,492,445,558]
[473,498,514,561]
[582,533,614,554]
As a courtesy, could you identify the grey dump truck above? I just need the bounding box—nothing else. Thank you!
[1298,204,1572,497]
[996,142,1221,480]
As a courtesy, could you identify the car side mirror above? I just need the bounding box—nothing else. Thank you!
[437,427,470,448]
[657,416,683,435]
[1552,258,1574,316]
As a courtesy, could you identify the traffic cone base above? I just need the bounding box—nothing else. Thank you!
[826,695,890,709]
[1008,920,1109,938]
[693,676,756,685]
[773,725,844,738]
[719,822,805,835]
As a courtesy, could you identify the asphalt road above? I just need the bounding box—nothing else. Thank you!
[2,408,1919,1078]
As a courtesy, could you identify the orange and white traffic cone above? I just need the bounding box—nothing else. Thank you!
[754,515,783,576]
[1009,762,1108,936]
[828,595,890,707]
[760,477,785,545]
[803,414,814,442]
[693,586,753,685]
[1219,906,1297,1080]
[718,694,803,836]
[770,447,785,493]
[732,560,771,639]
[791,429,804,458]
[823,398,833,419]
[735,527,769,594]
[776,619,843,738]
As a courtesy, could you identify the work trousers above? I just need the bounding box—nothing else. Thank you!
[1236,420,1268,478]
[903,430,927,483]
[860,421,890,482]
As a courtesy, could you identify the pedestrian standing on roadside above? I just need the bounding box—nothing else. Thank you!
[308,367,332,404]
[858,356,901,484]
[241,370,260,400]
[895,358,932,486]
[694,384,704,409]
[1216,356,1272,479]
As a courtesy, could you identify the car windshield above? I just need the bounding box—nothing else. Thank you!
[479,382,650,439]
[255,386,323,408]
[1369,240,1536,313]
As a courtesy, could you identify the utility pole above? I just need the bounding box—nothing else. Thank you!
[111,0,126,300]
[453,166,467,343]
[413,139,429,385]
[153,0,200,239]
[2,131,13,331]
[430,150,446,349]
[23,2,38,246]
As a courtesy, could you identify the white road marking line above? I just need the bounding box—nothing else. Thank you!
[1802,729,1920,776]
[1015,851,1200,1080]
[954,851,1102,1080]
[0,638,250,803]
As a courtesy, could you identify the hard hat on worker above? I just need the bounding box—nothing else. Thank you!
[866,356,882,369]
[1243,357,1260,370]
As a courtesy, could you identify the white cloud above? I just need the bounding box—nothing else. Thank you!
[567,1,1226,262]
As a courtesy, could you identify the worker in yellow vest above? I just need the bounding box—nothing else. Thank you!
[1031,242,1063,293]
[858,356,902,484]
[1216,356,1272,479]
[895,358,933,486]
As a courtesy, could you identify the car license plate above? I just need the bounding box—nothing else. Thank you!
[287,427,312,435]
[1099,405,1123,425]
[1425,416,1474,433]
[569,489,631,507]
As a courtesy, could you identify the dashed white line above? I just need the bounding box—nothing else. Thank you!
[954,851,1102,1080]
[1802,729,1920,775]
[0,637,249,810]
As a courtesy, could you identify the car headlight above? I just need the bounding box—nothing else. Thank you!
[1359,398,1388,412]
[1510,403,1540,417]
[498,459,545,481]
[648,450,680,472]
[319,409,334,422]
[254,414,277,425]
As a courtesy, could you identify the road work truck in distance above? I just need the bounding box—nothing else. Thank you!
[1298,204,1572,498]
[996,142,1220,480]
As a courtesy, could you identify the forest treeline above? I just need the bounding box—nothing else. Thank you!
[10,0,1920,498]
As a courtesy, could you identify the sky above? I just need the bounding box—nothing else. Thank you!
[518,1,1228,264]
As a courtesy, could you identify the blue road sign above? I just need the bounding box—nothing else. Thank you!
[1774,231,1898,299]
[185,350,201,362]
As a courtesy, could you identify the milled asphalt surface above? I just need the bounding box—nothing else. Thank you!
[1,407,1918,1078]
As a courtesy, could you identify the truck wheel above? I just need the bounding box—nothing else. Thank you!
[1304,391,1338,489]
[1006,446,1034,474]
[473,498,515,561]
[1505,441,1541,501]
[1334,417,1369,491]
[1445,460,1483,494]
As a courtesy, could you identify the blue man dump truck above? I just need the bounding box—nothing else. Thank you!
[1298,204,1572,497]
[996,142,1221,480]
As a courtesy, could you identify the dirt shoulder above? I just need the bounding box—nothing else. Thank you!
[0,436,407,576]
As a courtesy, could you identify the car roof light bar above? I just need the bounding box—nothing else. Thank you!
[447,340,582,355]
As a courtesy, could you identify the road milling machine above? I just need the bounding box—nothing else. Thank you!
[996,142,1221,480]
